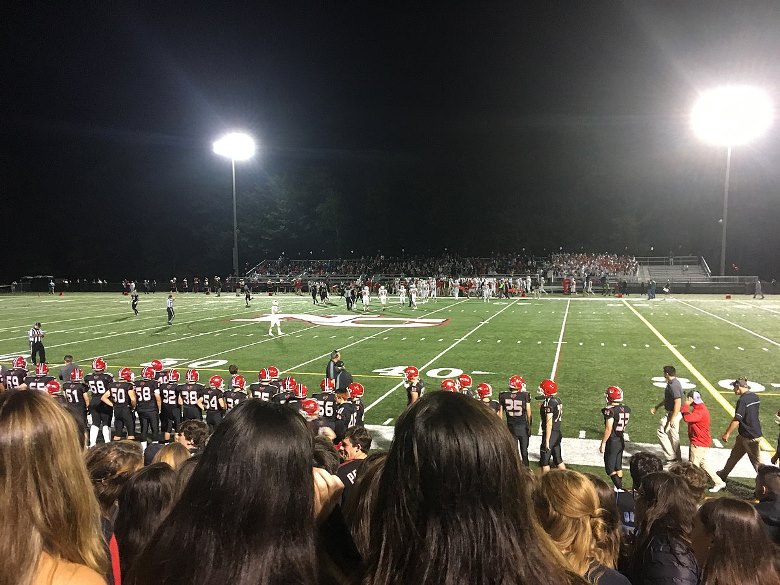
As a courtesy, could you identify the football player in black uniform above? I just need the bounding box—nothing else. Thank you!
[348,382,365,427]
[456,373,476,398]
[476,383,501,416]
[23,362,55,392]
[62,366,90,434]
[249,368,273,401]
[160,369,182,441]
[272,376,297,405]
[600,385,631,489]
[4,356,29,390]
[312,378,337,433]
[539,379,565,474]
[179,369,205,421]
[85,357,113,445]
[225,375,249,411]
[202,375,226,433]
[334,387,357,443]
[102,367,137,441]
[135,366,162,449]
[499,375,533,466]
[403,366,425,405]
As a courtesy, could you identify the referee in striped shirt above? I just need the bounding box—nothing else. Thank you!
[167,295,175,325]
[29,322,46,365]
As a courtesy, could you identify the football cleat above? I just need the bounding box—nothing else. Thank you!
[301,399,319,417]
[92,357,107,371]
[539,379,558,397]
[404,366,420,381]
[508,375,526,391]
[150,359,164,372]
[118,368,135,382]
[457,373,473,389]
[320,378,335,392]
[13,356,27,369]
[70,367,85,382]
[35,363,49,376]
[209,375,224,390]
[186,369,200,383]
[440,379,457,392]
[294,383,308,399]
[167,369,181,383]
[605,385,624,403]
[258,368,271,382]
[348,382,365,399]
[477,382,493,398]
[267,366,280,380]
[141,366,156,380]
[232,374,246,389]
[46,380,61,395]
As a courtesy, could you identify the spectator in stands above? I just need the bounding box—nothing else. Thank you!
[690,498,780,585]
[114,463,178,577]
[172,453,200,501]
[312,435,340,474]
[342,452,387,558]
[616,451,663,539]
[151,442,191,469]
[583,473,623,570]
[176,419,209,454]
[668,461,708,505]
[362,392,587,585]
[0,390,107,585]
[86,441,144,522]
[533,470,630,584]
[337,425,372,504]
[754,464,780,544]
[126,399,344,585]
[628,472,699,585]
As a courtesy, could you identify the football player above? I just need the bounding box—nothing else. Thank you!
[408,282,418,309]
[539,379,565,474]
[135,366,162,449]
[378,285,388,311]
[398,284,407,306]
[404,366,424,405]
[201,375,226,433]
[499,375,533,466]
[312,377,337,433]
[85,357,114,445]
[272,376,296,405]
[476,383,501,416]
[225,374,248,411]
[361,285,370,312]
[440,379,458,392]
[4,356,29,390]
[334,387,357,442]
[62,367,90,434]
[268,300,282,336]
[102,367,137,441]
[249,368,273,401]
[160,369,183,442]
[23,362,55,392]
[286,382,308,411]
[180,369,205,421]
[456,373,475,398]
[348,382,365,427]
[600,385,631,489]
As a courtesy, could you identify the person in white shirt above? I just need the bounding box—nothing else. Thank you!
[378,285,388,311]
[482,281,491,302]
[361,286,370,312]
[399,284,407,306]
[268,300,283,336]
[166,295,175,325]
[408,283,418,309]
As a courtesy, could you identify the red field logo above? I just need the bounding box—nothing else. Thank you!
[231,314,449,328]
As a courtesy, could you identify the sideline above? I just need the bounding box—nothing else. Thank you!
[677,299,780,348]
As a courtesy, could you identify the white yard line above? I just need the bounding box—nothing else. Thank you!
[549,299,571,380]
[735,301,780,316]
[365,299,518,412]
[677,299,780,348]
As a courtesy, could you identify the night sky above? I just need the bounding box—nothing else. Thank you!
[3,1,780,281]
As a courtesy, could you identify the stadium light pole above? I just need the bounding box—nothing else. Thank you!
[213,132,257,277]
[690,86,773,276]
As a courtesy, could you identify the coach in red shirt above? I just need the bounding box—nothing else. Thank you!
[682,390,727,493]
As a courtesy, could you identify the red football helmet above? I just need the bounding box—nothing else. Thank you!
[70,367,84,382]
[150,359,164,372]
[118,368,134,382]
[209,375,224,390]
[141,366,156,380]
[301,399,319,417]
[477,382,493,398]
[440,379,457,392]
[267,366,280,380]
[320,378,335,392]
[457,373,473,389]
[404,366,420,381]
[508,375,526,391]
[92,357,106,371]
[294,383,308,399]
[13,356,27,369]
[167,369,180,383]
[258,368,271,382]
[232,374,246,389]
[539,379,558,397]
[186,369,199,383]
[46,380,61,395]
[348,382,364,399]
[605,385,624,403]
[35,363,49,376]
[283,376,297,392]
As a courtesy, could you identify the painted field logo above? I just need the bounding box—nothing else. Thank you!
[231,314,449,328]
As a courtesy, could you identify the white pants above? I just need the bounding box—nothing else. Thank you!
[657,412,682,462]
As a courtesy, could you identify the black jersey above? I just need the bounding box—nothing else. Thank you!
[248,382,273,401]
[271,390,294,405]
[602,404,631,439]
[134,379,160,410]
[4,367,28,390]
[107,381,135,408]
[405,380,425,405]
[202,388,224,412]
[224,389,247,410]
[312,392,336,423]
[63,381,89,410]
[483,398,501,413]
[499,390,530,423]
[459,388,477,399]
[540,396,563,432]
[335,401,357,440]
[351,397,365,427]
[85,372,114,407]
[178,383,205,407]
[160,381,181,407]
[23,375,55,393]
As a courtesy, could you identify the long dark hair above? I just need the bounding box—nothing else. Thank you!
[125,400,317,585]
[363,391,585,585]
[114,463,177,576]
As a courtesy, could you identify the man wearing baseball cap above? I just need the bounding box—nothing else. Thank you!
[682,390,726,492]
[718,377,764,482]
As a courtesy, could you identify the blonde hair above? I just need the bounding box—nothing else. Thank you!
[152,442,191,469]
[0,391,108,585]
[533,469,611,578]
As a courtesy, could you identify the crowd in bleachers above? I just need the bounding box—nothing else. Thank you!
[547,253,639,278]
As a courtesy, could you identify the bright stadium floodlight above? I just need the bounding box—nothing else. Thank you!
[690,86,773,276]
[213,132,257,277]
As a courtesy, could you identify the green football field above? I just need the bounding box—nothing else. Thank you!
[1,291,778,452]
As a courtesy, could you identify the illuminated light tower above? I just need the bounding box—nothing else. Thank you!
[213,132,257,277]
[690,86,773,276]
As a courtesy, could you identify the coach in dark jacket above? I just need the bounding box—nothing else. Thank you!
[333,361,353,391]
